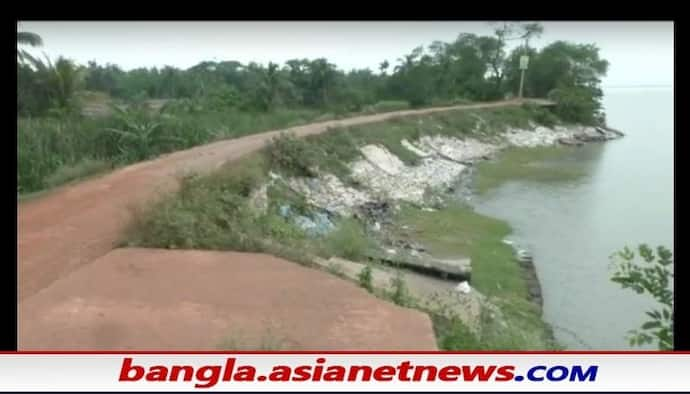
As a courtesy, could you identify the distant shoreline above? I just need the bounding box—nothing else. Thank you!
[603,84,672,89]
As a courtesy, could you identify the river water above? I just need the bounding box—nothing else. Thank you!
[472,87,674,349]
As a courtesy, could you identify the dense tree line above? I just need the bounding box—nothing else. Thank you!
[18,22,609,124]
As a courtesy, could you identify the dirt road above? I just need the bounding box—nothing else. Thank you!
[18,99,539,349]
[19,249,437,350]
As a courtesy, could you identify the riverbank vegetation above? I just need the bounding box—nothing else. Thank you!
[610,245,674,350]
[18,22,609,194]
[122,104,563,350]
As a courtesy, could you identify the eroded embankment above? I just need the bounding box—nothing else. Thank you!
[124,105,623,350]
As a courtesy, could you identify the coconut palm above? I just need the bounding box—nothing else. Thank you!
[17,30,43,64]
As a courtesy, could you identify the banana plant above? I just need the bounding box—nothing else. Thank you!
[104,105,184,161]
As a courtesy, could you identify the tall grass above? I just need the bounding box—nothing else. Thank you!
[17,107,324,194]
[18,98,458,194]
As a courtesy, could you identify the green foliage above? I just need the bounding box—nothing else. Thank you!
[549,86,604,125]
[389,271,413,307]
[434,316,483,350]
[124,154,306,255]
[610,244,674,350]
[362,100,410,114]
[396,204,557,349]
[357,264,374,292]
[44,158,112,188]
[323,219,372,261]
[521,103,559,128]
[104,105,184,162]
[18,21,610,194]
[18,55,85,116]
[267,133,322,177]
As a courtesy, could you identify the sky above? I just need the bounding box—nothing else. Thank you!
[18,21,674,87]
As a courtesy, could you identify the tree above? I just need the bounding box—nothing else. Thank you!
[379,60,389,76]
[17,30,43,64]
[485,22,544,96]
[19,54,84,115]
[610,244,673,350]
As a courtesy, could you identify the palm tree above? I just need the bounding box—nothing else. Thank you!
[17,30,43,64]
[17,31,43,47]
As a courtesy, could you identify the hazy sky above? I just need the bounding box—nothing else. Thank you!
[18,21,674,87]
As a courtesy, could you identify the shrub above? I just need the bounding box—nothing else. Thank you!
[44,158,111,188]
[389,271,412,307]
[522,103,559,128]
[548,86,603,126]
[324,219,372,261]
[610,244,674,350]
[267,133,322,177]
[357,264,374,292]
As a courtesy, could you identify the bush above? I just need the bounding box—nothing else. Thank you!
[44,158,112,188]
[357,264,374,292]
[548,87,603,125]
[389,271,412,307]
[610,244,674,350]
[267,132,322,177]
[324,219,372,261]
[435,317,483,350]
[363,101,410,114]
[522,103,559,128]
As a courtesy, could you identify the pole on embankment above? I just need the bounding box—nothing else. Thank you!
[519,55,529,99]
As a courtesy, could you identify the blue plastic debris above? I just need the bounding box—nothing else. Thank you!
[277,204,335,237]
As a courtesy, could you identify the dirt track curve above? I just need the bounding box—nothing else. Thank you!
[18,99,539,350]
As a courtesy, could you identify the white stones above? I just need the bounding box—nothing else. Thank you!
[455,281,472,294]
[282,124,605,216]
[359,145,406,175]
[417,135,497,162]
[401,139,432,157]
[350,145,466,205]
[287,173,372,216]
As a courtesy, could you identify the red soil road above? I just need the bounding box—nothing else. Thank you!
[19,248,438,350]
[18,99,542,349]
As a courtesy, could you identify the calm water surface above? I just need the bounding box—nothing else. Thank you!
[472,87,674,349]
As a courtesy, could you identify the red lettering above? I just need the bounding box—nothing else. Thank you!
[397,361,413,381]
[222,358,236,381]
[373,366,396,381]
[462,365,497,381]
[438,366,461,381]
[119,358,144,381]
[323,366,346,381]
[145,366,167,381]
[292,366,312,382]
[170,365,194,381]
[195,366,221,388]
[412,366,437,381]
[347,366,372,381]
[269,366,291,381]
[495,365,515,381]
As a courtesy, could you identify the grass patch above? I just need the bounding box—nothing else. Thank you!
[395,203,521,298]
[363,100,410,114]
[322,218,375,261]
[123,152,307,257]
[475,146,587,194]
[432,315,483,350]
[44,158,113,189]
[393,203,556,349]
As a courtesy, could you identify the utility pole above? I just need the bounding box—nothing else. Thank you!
[519,54,529,99]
